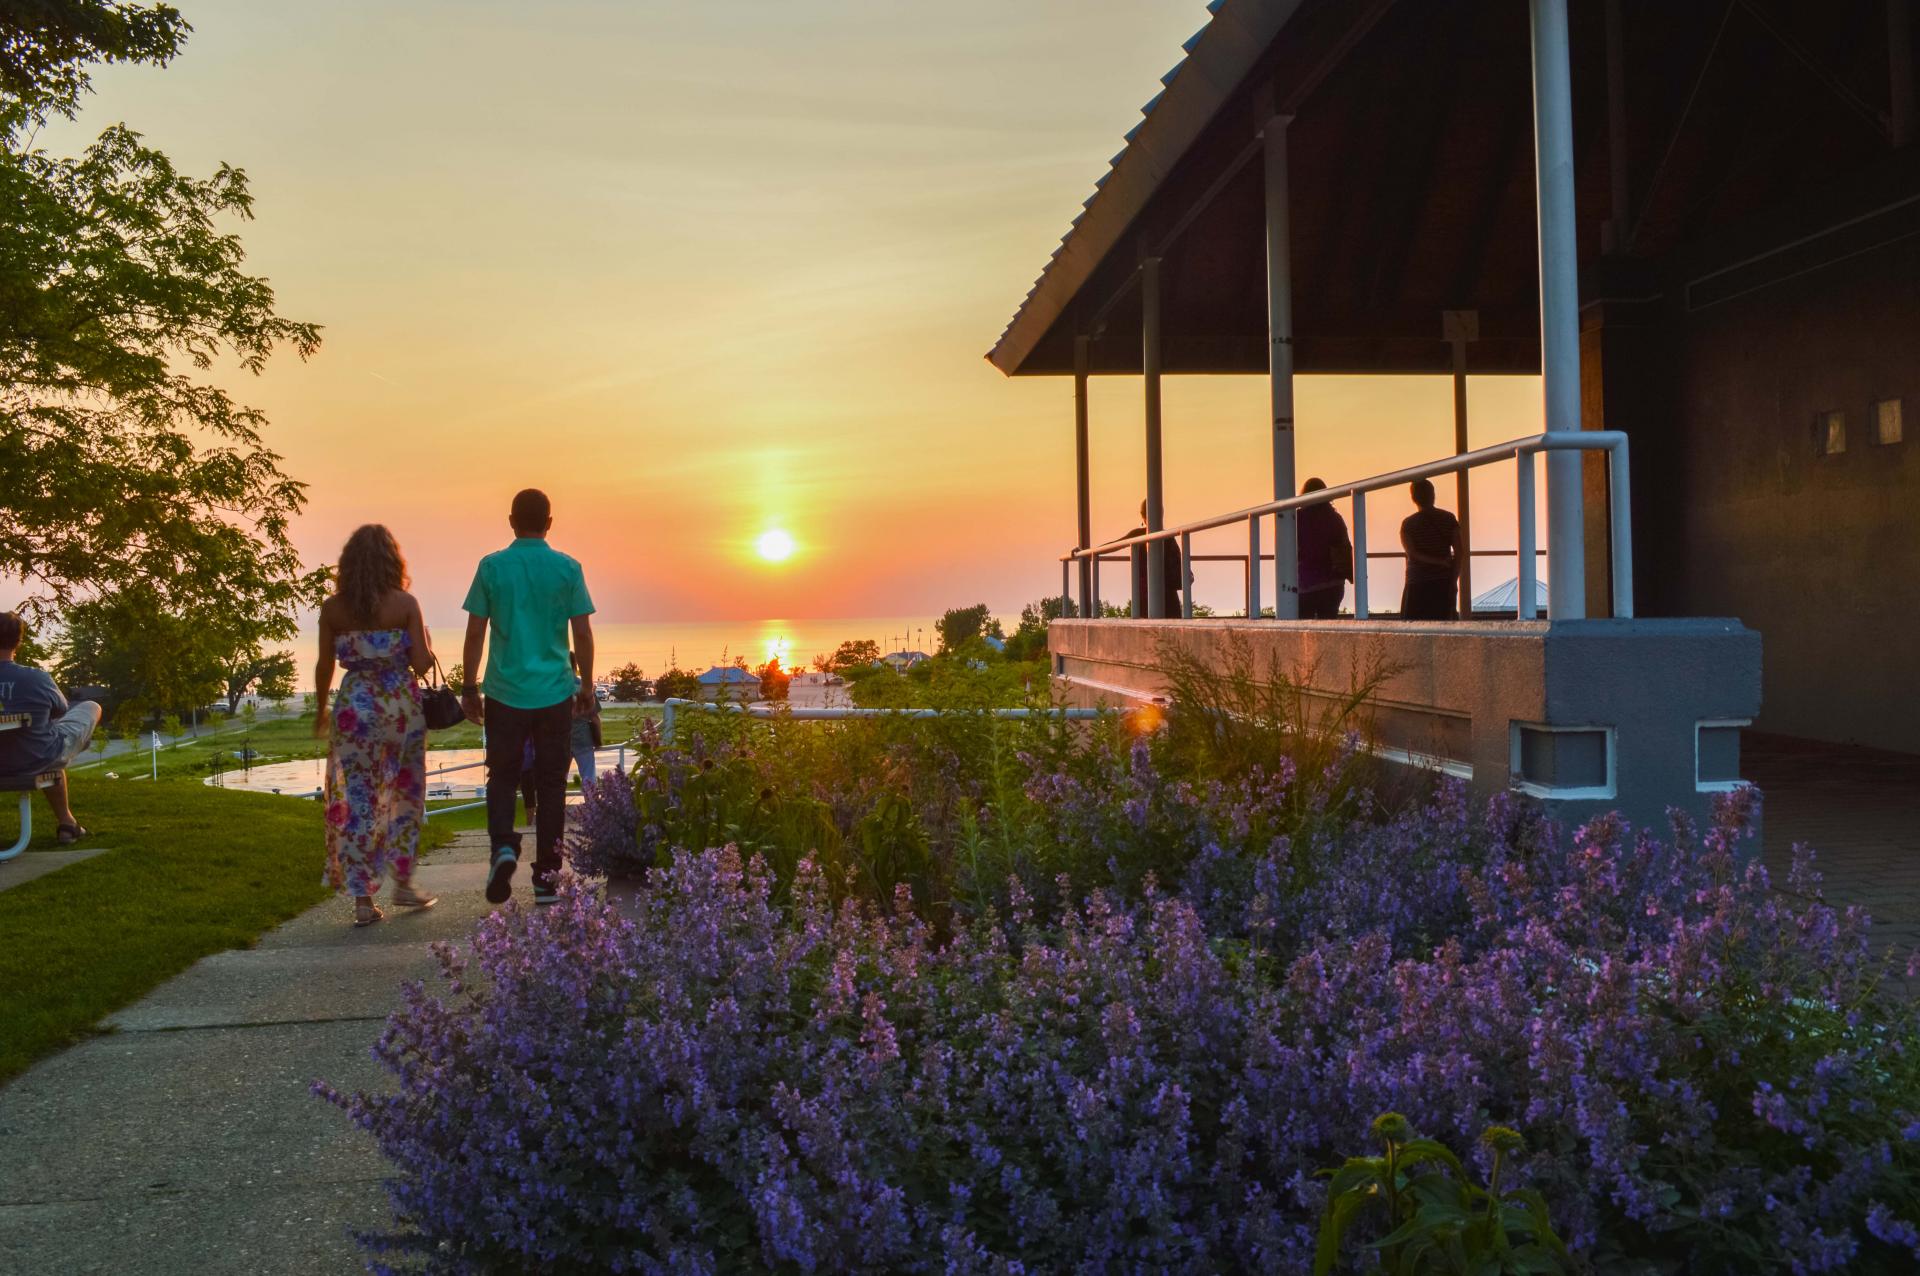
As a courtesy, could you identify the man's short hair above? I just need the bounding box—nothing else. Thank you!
[1302,477,1327,493]
[510,488,551,531]
[0,611,22,651]
[1410,478,1436,507]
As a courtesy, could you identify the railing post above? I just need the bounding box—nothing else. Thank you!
[663,699,677,744]
[1092,554,1102,617]
[1180,532,1194,619]
[1608,438,1634,618]
[1248,517,1262,619]
[1265,114,1300,619]
[1142,256,1169,621]
[1130,543,1145,619]
[1061,559,1071,619]
[1352,491,1369,619]
[1516,450,1538,620]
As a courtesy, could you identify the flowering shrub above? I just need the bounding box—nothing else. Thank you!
[328,789,1920,1274]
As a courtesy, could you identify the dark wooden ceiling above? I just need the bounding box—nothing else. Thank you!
[1008,0,1913,376]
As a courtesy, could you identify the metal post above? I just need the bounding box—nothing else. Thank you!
[1530,0,1588,620]
[1073,335,1094,613]
[1607,440,1635,618]
[1060,560,1071,620]
[1351,491,1369,620]
[1130,543,1145,618]
[1092,554,1102,616]
[1248,517,1262,618]
[1893,0,1915,148]
[1264,116,1299,619]
[1444,310,1478,617]
[1180,532,1194,619]
[1516,451,1538,620]
[1142,256,1167,620]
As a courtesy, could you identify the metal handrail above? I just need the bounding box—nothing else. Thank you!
[1058,430,1632,621]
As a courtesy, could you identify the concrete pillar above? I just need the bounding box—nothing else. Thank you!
[1265,116,1299,619]
[1073,335,1093,616]
[1142,256,1167,620]
[1529,0,1588,620]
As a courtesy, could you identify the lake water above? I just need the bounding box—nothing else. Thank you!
[284,615,935,691]
[210,744,641,796]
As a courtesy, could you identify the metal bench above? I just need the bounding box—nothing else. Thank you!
[0,714,57,862]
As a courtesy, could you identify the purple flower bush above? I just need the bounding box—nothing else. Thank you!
[326,778,1920,1274]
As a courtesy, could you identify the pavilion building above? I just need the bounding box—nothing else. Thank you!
[990,0,1918,829]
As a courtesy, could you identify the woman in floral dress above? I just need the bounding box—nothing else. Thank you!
[313,525,439,927]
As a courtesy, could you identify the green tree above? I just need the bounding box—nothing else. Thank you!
[55,586,223,724]
[652,668,699,701]
[825,638,880,671]
[606,662,648,702]
[445,662,466,696]
[222,648,295,712]
[753,657,791,702]
[2,1,324,629]
[935,605,992,654]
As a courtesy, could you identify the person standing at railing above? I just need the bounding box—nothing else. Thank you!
[461,488,597,908]
[570,653,601,788]
[1296,477,1354,619]
[1398,478,1462,620]
[1121,499,1183,619]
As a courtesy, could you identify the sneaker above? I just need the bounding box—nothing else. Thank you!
[485,847,518,904]
[532,878,559,907]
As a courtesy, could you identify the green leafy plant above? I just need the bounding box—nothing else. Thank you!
[1316,1115,1568,1276]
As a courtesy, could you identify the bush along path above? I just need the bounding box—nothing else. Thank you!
[324,703,1920,1276]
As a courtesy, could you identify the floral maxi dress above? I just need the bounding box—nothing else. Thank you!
[324,628,426,896]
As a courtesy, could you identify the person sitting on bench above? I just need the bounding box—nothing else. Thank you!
[0,611,102,845]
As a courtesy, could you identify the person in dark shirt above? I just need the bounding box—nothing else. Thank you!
[1399,478,1461,620]
[1122,499,1183,619]
[1295,477,1354,619]
[0,611,102,843]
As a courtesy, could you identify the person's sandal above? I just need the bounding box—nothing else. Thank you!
[55,823,87,845]
[354,900,385,928]
[390,882,438,910]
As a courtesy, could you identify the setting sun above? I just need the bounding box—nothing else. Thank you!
[756,529,795,563]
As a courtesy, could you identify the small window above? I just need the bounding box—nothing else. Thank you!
[1817,410,1847,455]
[1874,398,1904,445]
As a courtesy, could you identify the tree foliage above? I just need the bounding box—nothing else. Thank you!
[935,605,993,654]
[55,585,221,726]
[1,0,324,629]
[822,638,879,672]
[223,647,294,712]
[606,662,648,702]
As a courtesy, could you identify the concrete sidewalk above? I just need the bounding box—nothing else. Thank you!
[0,831,500,1275]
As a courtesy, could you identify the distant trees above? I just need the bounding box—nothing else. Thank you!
[824,638,880,672]
[652,667,700,701]
[607,663,648,702]
[223,649,296,712]
[936,605,993,653]
[1,0,324,636]
[56,587,223,730]
[753,657,791,701]
[446,662,467,696]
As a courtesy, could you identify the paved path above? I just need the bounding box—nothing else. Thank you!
[1750,732,1920,963]
[0,831,499,1275]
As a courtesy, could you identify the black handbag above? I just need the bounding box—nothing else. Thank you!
[420,657,466,731]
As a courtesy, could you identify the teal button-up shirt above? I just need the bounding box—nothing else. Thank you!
[462,538,595,710]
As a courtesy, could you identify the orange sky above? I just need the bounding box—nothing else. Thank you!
[55,0,1549,622]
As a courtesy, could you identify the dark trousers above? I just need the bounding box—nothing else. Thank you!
[1299,585,1344,619]
[485,698,571,886]
[1401,578,1459,621]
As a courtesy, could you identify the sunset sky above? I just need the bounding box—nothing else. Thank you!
[54,0,1547,625]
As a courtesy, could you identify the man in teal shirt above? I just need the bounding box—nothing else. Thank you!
[462,489,596,905]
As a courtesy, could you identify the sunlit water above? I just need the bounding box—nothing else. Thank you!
[209,745,638,797]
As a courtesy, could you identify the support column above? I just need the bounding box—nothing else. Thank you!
[1142,256,1167,621]
[1529,0,1587,620]
[1444,310,1478,616]
[1073,335,1093,616]
[1264,115,1299,619]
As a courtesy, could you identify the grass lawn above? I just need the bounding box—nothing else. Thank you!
[0,775,454,1083]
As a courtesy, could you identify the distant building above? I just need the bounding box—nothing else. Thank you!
[695,665,761,702]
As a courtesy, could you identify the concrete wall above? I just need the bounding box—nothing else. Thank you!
[1049,617,1761,835]
[1606,198,1920,753]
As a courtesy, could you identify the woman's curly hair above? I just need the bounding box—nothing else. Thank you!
[336,524,409,626]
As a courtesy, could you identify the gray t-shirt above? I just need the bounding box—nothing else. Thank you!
[0,659,71,774]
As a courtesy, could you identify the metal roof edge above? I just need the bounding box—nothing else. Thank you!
[985,0,1307,375]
